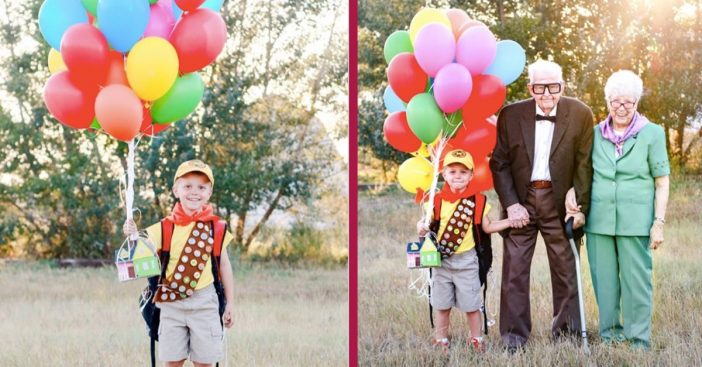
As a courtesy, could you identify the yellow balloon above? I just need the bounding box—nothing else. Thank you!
[412,144,430,158]
[409,8,452,44]
[48,48,66,74]
[126,37,179,101]
[397,156,434,193]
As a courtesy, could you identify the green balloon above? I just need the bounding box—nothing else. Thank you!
[384,31,413,64]
[90,118,101,130]
[406,93,444,144]
[81,0,98,17]
[149,0,159,4]
[151,73,205,123]
[443,110,463,137]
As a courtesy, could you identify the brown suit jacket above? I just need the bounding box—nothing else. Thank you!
[489,96,594,238]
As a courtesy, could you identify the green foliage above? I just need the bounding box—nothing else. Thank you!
[0,0,347,259]
[358,0,702,181]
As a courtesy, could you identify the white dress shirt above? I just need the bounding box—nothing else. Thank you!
[530,105,557,181]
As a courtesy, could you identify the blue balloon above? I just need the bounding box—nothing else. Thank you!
[201,0,224,12]
[38,0,88,50]
[484,40,526,85]
[97,0,150,53]
[172,0,183,20]
[383,85,406,113]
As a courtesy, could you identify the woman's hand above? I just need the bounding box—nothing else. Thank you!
[650,221,664,250]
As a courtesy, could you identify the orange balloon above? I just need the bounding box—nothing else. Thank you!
[95,85,143,141]
[445,9,471,39]
[104,51,128,86]
[458,20,486,37]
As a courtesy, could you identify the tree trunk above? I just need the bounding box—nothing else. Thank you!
[243,189,284,250]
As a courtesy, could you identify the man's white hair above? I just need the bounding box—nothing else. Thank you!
[527,60,563,83]
[604,70,643,102]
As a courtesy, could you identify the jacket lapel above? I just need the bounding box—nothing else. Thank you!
[520,99,536,166]
[597,125,617,166]
[617,134,639,160]
[549,99,569,156]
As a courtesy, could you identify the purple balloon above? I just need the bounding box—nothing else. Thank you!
[413,23,455,77]
[456,25,497,76]
[433,63,472,113]
[144,0,176,39]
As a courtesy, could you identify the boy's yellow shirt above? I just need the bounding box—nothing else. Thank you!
[426,199,491,254]
[146,222,233,290]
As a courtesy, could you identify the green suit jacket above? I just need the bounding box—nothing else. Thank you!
[585,120,670,236]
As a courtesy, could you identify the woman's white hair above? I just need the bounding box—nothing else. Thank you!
[604,70,643,102]
[527,60,563,83]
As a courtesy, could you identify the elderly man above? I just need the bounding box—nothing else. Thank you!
[489,60,594,351]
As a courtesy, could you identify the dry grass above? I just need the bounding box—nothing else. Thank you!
[0,261,347,366]
[359,177,702,366]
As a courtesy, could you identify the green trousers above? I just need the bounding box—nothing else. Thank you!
[586,233,653,349]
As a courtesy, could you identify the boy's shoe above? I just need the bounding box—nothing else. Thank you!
[470,336,485,353]
[431,337,450,353]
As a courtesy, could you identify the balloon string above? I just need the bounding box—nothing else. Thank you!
[423,137,449,227]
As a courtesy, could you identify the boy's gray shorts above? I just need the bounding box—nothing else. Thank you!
[157,284,224,364]
[430,249,482,312]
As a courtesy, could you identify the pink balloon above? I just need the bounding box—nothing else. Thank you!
[413,23,455,77]
[456,25,497,76]
[144,0,176,39]
[434,63,473,113]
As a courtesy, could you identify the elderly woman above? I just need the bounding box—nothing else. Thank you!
[568,70,669,349]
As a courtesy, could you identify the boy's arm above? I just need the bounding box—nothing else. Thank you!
[481,204,511,234]
[220,248,235,328]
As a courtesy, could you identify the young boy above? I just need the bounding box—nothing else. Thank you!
[124,159,234,367]
[417,149,510,353]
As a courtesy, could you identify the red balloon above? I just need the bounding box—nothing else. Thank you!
[387,53,428,103]
[175,0,206,11]
[104,51,128,86]
[383,111,422,153]
[449,117,497,159]
[140,106,171,136]
[60,24,109,87]
[43,71,98,129]
[170,9,227,73]
[462,75,506,120]
[471,156,494,192]
[95,85,143,141]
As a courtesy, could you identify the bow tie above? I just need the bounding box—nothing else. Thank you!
[536,114,557,123]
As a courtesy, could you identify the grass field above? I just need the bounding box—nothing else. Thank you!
[0,260,347,366]
[359,176,702,366]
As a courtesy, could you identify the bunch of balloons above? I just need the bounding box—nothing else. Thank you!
[39,0,227,142]
[382,7,526,196]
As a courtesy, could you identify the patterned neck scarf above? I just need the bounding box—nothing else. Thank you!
[599,112,648,157]
[166,202,219,226]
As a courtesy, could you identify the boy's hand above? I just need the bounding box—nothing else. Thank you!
[416,219,429,237]
[123,219,138,238]
[222,303,234,328]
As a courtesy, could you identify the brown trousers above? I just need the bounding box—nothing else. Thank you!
[500,187,581,347]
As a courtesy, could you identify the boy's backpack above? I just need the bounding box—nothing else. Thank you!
[139,218,229,367]
[427,193,493,333]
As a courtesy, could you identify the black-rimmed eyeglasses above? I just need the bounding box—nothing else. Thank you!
[531,83,562,95]
[609,100,637,110]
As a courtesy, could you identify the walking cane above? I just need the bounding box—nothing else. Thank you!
[565,217,589,353]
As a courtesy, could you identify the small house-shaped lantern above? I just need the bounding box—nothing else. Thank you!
[406,242,422,269]
[115,247,137,282]
[132,238,160,278]
[419,237,441,268]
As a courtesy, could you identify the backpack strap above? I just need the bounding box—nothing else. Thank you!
[159,219,174,278]
[473,194,486,225]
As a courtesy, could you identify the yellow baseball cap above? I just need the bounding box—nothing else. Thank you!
[173,159,214,185]
[443,149,474,170]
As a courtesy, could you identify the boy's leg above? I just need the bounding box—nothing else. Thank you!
[466,310,482,338]
[157,302,190,363]
[435,309,452,340]
[189,286,225,365]
[165,361,186,367]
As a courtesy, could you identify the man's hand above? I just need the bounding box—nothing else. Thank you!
[222,303,234,328]
[123,219,138,238]
[650,221,664,250]
[417,219,430,237]
[507,203,529,228]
